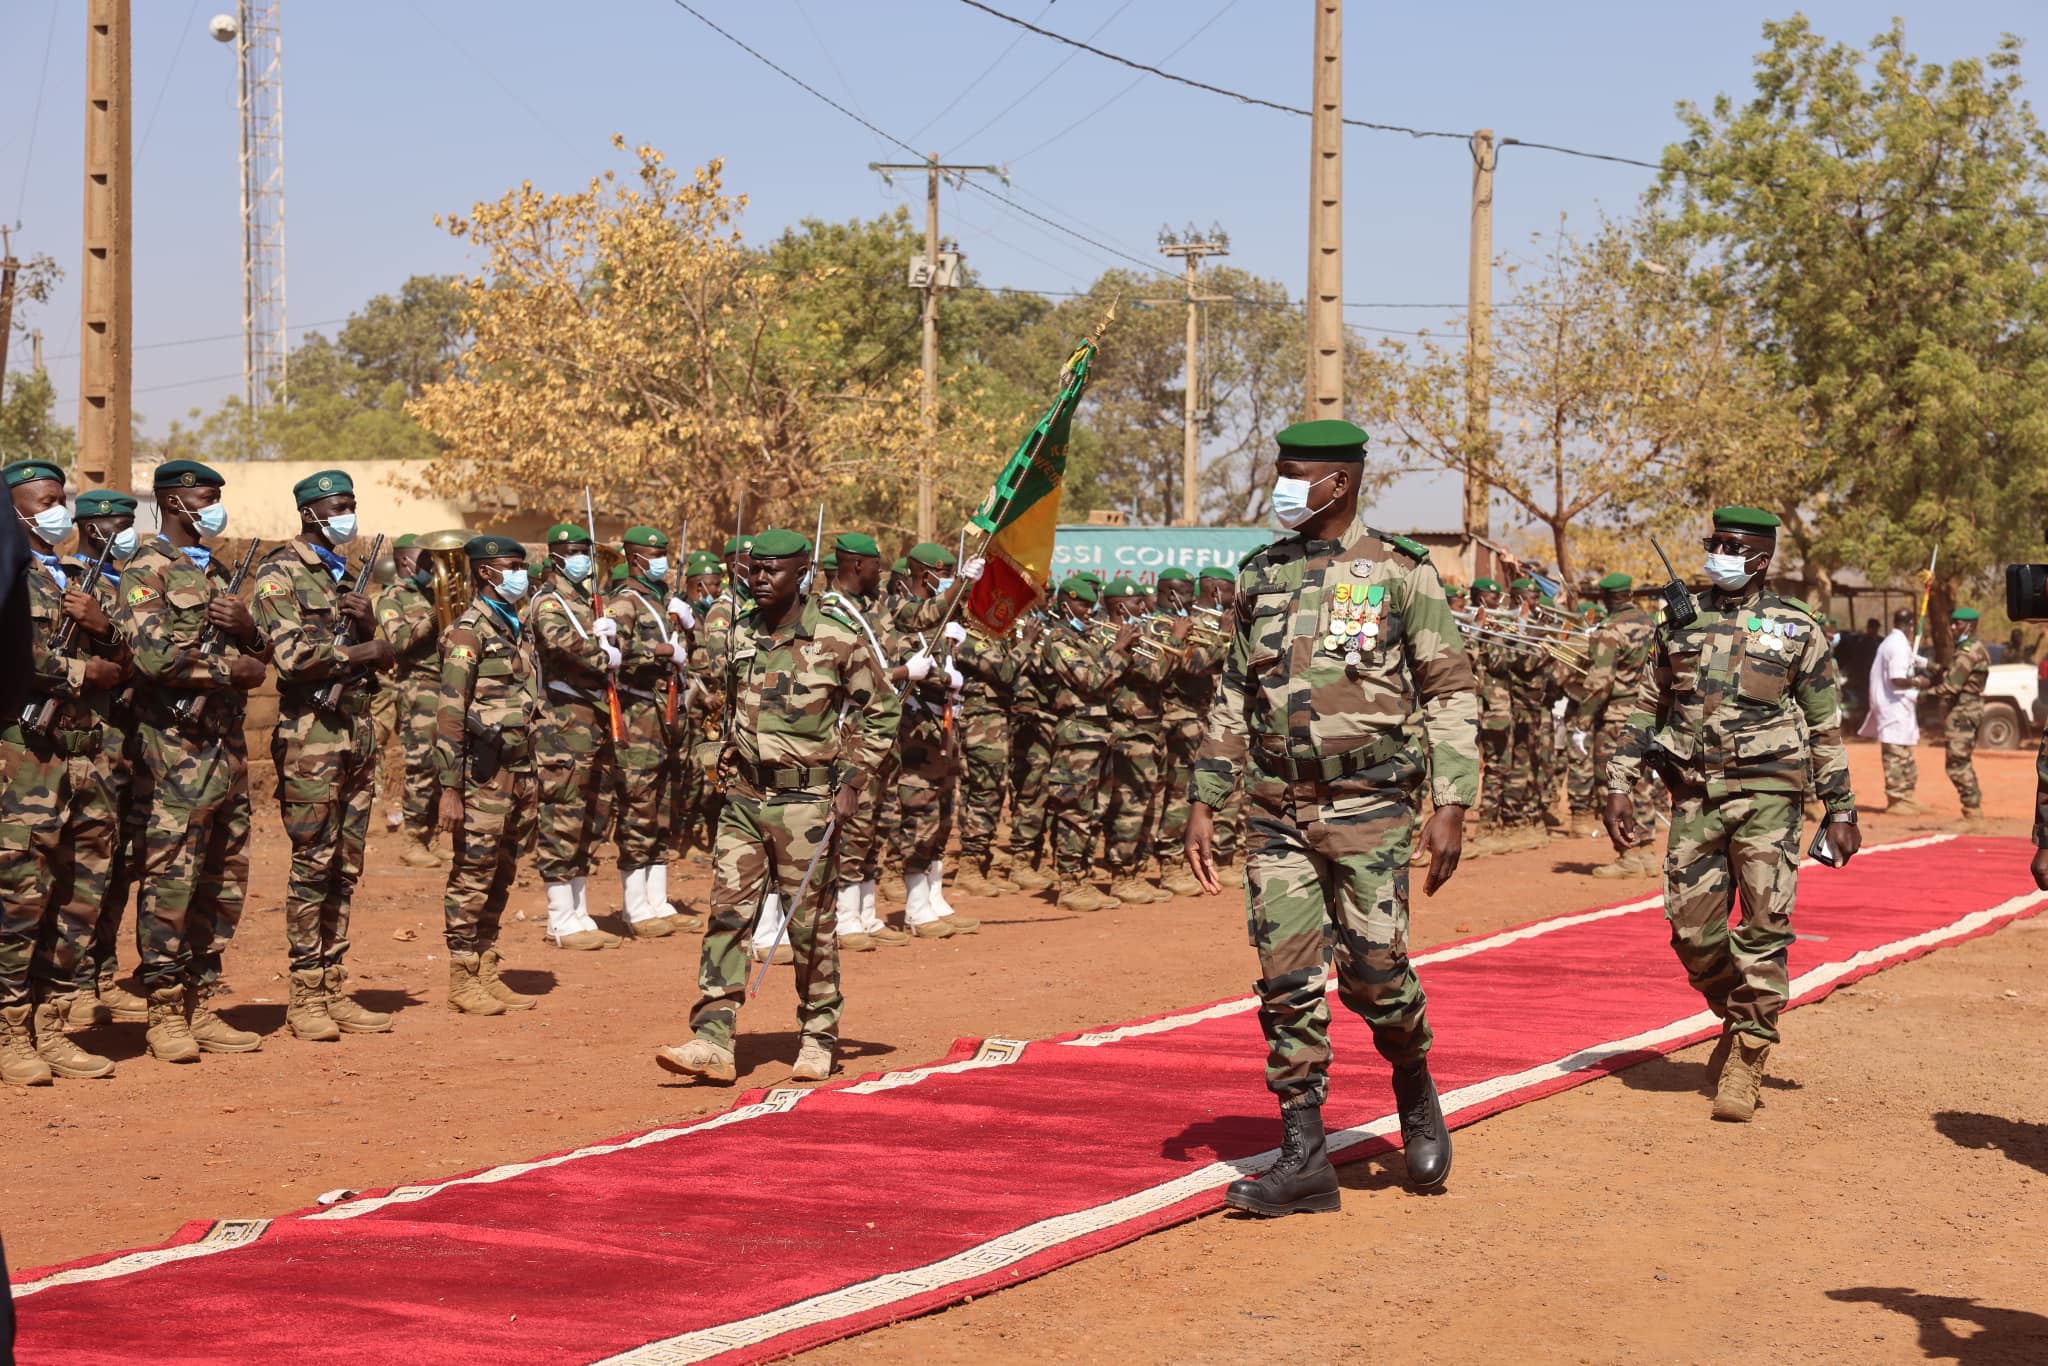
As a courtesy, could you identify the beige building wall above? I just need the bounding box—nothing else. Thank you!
[128,459,547,545]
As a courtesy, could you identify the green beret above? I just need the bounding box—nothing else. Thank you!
[1444,583,1467,598]
[1711,506,1781,535]
[1596,571,1634,591]
[1510,578,1535,591]
[1951,607,1981,622]
[724,534,759,555]
[1198,566,1234,583]
[547,523,591,545]
[1077,569,1104,584]
[1058,577,1099,604]
[908,541,955,570]
[891,557,909,574]
[1471,577,1502,593]
[291,469,353,505]
[820,550,838,571]
[611,562,628,582]
[464,533,523,561]
[394,533,419,550]
[684,550,721,577]
[3,459,66,489]
[623,526,668,549]
[1156,567,1193,583]
[750,527,812,559]
[152,459,225,490]
[833,531,881,558]
[1104,577,1142,598]
[75,489,137,518]
[1274,418,1369,463]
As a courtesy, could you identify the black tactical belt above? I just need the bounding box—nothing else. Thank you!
[734,756,837,791]
[1253,731,1407,784]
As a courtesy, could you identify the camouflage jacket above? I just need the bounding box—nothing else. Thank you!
[1608,585,1851,810]
[530,573,612,714]
[1193,527,1481,812]
[84,558,141,735]
[726,592,901,795]
[118,536,272,734]
[952,624,1018,716]
[1569,604,1657,720]
[884,591,956,722]
[251,537,379,724]
[374,578,440,688]
[1474,638,1517,731]
[1927,637,1990,722]
[431,598,543,788]
[18,553,132,736]
[1008,615,1056,720]
[1041,617,1127,745]
[693,589,744,737]
[1499,614,1557,714]
[608,576,683,712]
[1164,613,1222,723]
[1108,613,1174,726]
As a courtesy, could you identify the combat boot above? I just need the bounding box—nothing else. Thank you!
[950,862,1004,898]
[1392,1060,1452,1188]
[143,986,200,1064]
[1886,797,1929,817]
[0,1004,54,1086]
[1008,861,1055,893]
[1960,805,1989,834]
[285,969,341,1042]
[1223,1104,1340,1216]
[981,856,1022,893]
[95,963,149,1024]
[187,985,262,1053]
[1157,860,1205,897]
[1108,874,1167,905]
[1057,882,1119,913]
[480,949,537,1010]
[399,828,444,869]
[1591,846,1660,880]
[324,964,394,1033]
[1569,812,1601,839]
[790,1038,833,1082]
[33,997,115,1079]
[877,869,908,902]
[655,1036,736,1082]
[1214,857,1247,888]
[1711,1037,1770,1122]
[1702,1027,1736,1095]
[446,953,507,1016]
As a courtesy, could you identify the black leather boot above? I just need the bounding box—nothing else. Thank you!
[1224,1105,1340,1216]
[1392,1061,1452,1189]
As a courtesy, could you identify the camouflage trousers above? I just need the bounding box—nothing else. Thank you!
[1006,713,1056,866]
[1477,723,1510,826]
[0,728,117,1006]
[1244,787,1432,1108]
[271,711,377,972]
[837,749,898,884]
[895,711,956,873]
[1563,723,1597,814]
[668,740,716,858]
[1663,787,1799,1043]
[371,682,400,819]
[91,738,147,978]
[1046,724,1109,879]
[1880,742,1919,804]
[1498,715,1549,826]
[1944,704,1983,811]
[690,786,841,1050]
[1594,708,1657,848]
[1153,715,1204,869]
[134,724,251,993]
[955,704,1010,867]
[443,763,538,954]
[535,701,615,884]
[611,698,674,871]
[395,681,441,839]
[1103,734,1164,872]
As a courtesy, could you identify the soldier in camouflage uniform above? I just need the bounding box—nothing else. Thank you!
[885,542,982,937]
[375,533,447,870]
[1607,506,1860,1123]
[1187,420,1473,1215]
[1151,568,1210,898]
[1569,572,1661,877]
[607,526,692,938]
[1921,607,1990,830]
[656,528,900,1084]
[71,490,151,1029]
[671,549,728,861]
[249,470,397,1041]
[0,460,128,1084]
[1498,579,1561,840]
[434,535,545,1015]
[1042,578,1137,912]
[528,524,625,950]
[119,459,271,1063]
[1100,577,1181,904]
[950,618,1021,897]
[1188,566,1248,879]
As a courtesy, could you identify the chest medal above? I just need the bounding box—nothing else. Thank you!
[1328,581,1385,662]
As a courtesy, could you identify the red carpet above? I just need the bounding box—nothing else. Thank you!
[13,834,2043,1364]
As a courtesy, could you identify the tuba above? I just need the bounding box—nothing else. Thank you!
[416,529,473,632]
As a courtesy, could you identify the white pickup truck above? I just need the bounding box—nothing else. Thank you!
[1987,660,2043,749]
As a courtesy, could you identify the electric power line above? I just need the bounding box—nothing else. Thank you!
[138,0,207,159]
[944,0,1138,157]
[906,0,1056,145]
[14,0,63,220]
[1007,0,1241,165]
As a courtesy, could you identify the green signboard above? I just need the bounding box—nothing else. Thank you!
[1050,525,1270,587]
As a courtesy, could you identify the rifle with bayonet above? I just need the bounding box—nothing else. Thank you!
[170,539,264,725]
[18,533,122,741]
[314,534,386,712]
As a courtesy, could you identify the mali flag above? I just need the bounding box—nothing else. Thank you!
[964,339,1096,636]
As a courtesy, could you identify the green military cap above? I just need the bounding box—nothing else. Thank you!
[723,533,750,554]
[546,523,591,545]
[1058,577,1099,603]
[908,541,956,570]
[820,550,838,572]
[1471,577,1502,593]
[622,525,668,549]
[1198,566,1235,583]
[750,527,812,558]
[684,549,721,577]
[1596,571,1634,591]
[1444,582,1467,598]
[152,458,225,490]
[1510,577,1535,591]
[291,469,353,505]
[75,489,137,517]
[1274,418,1369,463]
[394,533,419,550]
[464,533,523,561]
[1104,577,1141,598]
[833,531,880,557]
[1711,506,1781,535]
[891,556,909,574]
[611,562,629,582]
[3,459,66,489]
[1157,567,1192,583]
[1077,569,1104,584]
[1951,606,1981,622]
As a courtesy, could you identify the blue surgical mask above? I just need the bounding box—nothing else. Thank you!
[315,511,358,546]
[109,527,139,560]
[694,594,715,613]
[1703,552,1753,590]
[493,567,530,602]
[936,576,956,595]
[1271,473,1335,530]
[23,504,74,544]
[1067,616,1087,632]
[644,556,669,582]
[562,554,593,583]
[179,500,229,540]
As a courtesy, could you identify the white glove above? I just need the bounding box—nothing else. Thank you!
[943,662,964,692]
[905,650,934,682]
[597,640,622,671]
[666,640,690,665]
[667,598,696,631]
[591,617,618,640]
[942,621,968,646]
[961,555,985,583]
[1570,730,1588,756]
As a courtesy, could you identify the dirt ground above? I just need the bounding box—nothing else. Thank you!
[7,741,2046,1363]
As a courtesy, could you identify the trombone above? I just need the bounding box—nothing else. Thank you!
[1453,607,1592,674]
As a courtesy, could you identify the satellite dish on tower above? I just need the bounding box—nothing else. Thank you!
[209,13,239,43]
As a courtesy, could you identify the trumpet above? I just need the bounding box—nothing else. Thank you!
[1187,603,1227,648]
[1130,613,1189,664]
[1453,608,1592,674]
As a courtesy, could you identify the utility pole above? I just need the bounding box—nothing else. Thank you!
[869,153,1003,540]
[1462,129,1496,574]
[1305,0,1343,419]
[0,229,18,404]
[1160,236,1229,526]
[79,0,134,493]
[234,0,288,429]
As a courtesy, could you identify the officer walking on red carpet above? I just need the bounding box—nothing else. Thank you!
[1186,419,1477,1215]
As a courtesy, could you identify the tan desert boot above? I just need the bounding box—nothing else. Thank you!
[655,1037,736,1082]
[285,968,341,1042]
[1711,1037,1770,1122]
[447,953,507,1016]
[187,985,262,1053]
[480,949,537,1010]
[32,997,115,1078]
[143,986,200,1064]
[1,1003,54,1085]
[790,1039,833,1082]
[324,965,394,1033]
